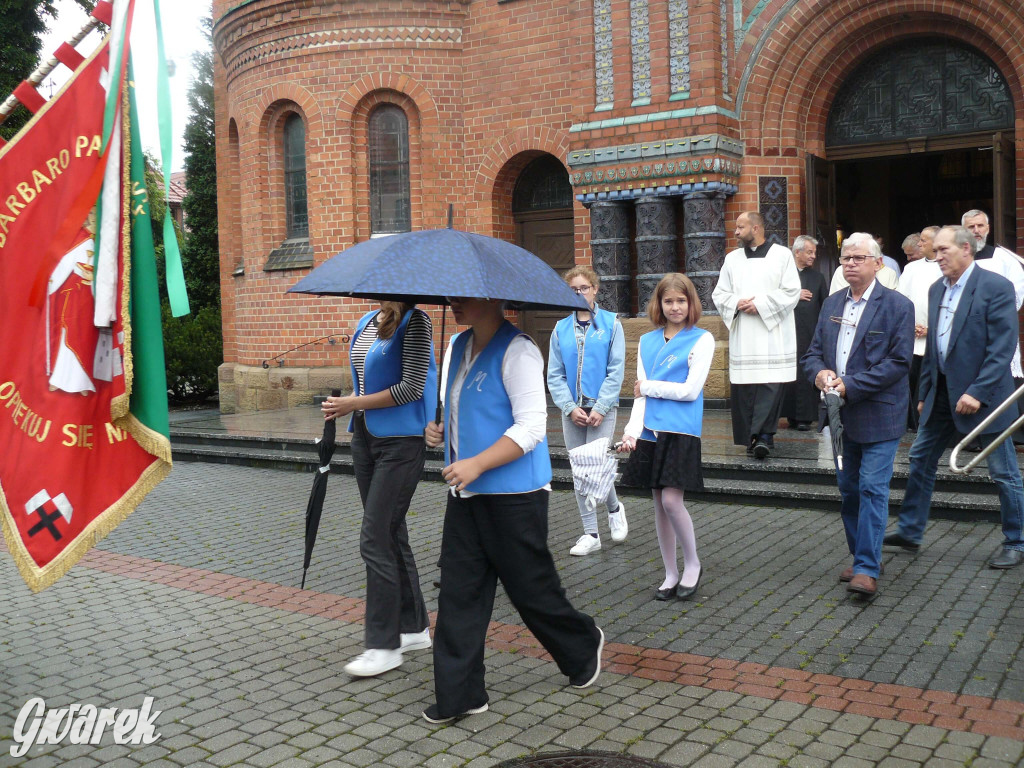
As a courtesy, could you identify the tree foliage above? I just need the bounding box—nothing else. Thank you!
[0,1,94,140]
[180,16,219,312]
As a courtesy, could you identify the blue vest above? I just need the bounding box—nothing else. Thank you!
[349,309,438,437]
[445,321,552,494]
[638,326,707,439]
[553,306,618,402]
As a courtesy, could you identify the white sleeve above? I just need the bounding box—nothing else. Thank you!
[623,344,647,439]
[996,249,1024,310]
[639,332,714,401]
[501,335,548,454]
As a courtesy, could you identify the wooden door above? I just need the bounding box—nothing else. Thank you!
[805,153,838,278]
[993,132,1017,249]
[517,212,575,363]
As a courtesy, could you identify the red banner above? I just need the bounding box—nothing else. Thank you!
[0,40,171,591]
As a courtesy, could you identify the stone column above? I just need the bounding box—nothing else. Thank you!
[589,201,631,314]
[635,196,678,315]
[682,191,726,314]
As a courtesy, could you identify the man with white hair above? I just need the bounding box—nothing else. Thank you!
[898,234,942,430]
[902,234,922,263]
[782,235,827,430]
[961,209,1024,445]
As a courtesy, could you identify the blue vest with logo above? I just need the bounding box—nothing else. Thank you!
[553,306,618,402]
[639,326,707,440]
[349,309,438,437]
[445,321,552,494]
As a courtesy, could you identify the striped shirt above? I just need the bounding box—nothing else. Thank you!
[351,310,433,405]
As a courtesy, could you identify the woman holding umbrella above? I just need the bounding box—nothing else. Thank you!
[322,301,436,677]
[618,273,713,602]
[423,296,603,724]
[547,266,628,556]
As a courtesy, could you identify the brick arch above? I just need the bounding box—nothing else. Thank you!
[735,0,1024,154]
[472,127,570,238]
[334,72,438,133]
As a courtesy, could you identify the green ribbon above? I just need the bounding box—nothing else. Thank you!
[152,0,190,316]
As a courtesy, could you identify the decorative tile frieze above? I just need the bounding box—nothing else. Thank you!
[593,0,614,109]
[668,0,690,97]
[630,0,651,103]
[720,0,730,96]
[568,135,744,168]
[223,27,463,74]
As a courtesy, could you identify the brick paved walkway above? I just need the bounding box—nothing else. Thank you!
[2,463,1022,767]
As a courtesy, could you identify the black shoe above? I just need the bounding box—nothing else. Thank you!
[965,440,983,453]
[882,532,920,552]
[570,627,604,688]
[654,584,678,601]
[753,439,770,459]
[988,546,1024,569]
[422,702,488,724]
[746,440,755,456]
[795,423,811,432]
[677,567,702,601]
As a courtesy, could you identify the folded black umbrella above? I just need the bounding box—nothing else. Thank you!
[301,389,340,588]
[824,390,844,471]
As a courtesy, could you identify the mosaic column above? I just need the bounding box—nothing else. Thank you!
[589,201,631,315]
[635,196,678,316]
[682,191,726,314]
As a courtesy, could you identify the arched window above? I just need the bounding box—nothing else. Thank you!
[369,105,411,234]
[284,113,308,239]
[512,155,573,213]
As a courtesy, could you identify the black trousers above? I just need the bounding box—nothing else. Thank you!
[730,382,785,445]
[350,414,429,649]
[432,489,599,716]
[907,355,923,431]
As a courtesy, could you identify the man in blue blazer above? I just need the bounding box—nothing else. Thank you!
[803,233,915,597]
[885,226,1024,569]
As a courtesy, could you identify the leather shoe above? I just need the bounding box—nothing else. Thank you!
[753,439,770,459]
[882,532,919,551]
[988,546,1024,569]
[839,562,884,582]
[796,423,811,431]
[847,573,877,597]
[654,584,678,601]
[677,567,702,601]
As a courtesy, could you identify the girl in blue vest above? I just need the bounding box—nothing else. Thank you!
[619,274,713,602]
[321,302,437,677]
[547,266,628,556]
[422,296,603,724]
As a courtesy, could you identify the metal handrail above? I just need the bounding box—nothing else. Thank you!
[949,381,1024,473]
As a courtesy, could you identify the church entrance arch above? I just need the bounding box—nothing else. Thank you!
[807,37,1016,271]
[511,154,575,362]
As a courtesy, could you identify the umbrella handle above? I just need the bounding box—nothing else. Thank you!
[435,304,446,424]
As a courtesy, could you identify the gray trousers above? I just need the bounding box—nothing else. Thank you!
[351,413,429,649]
[561,409,621,535]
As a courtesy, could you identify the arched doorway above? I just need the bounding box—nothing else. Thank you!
[512,154,575,361]
[807,38,1016,270]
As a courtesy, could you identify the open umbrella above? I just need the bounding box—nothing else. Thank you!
[300,388,340,588]
[567,437,620,512]
[287,222,589,419]
[823,389,844,471]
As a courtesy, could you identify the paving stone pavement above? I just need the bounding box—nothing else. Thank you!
[2,462,1023,768]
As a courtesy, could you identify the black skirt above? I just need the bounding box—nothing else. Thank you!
[620,432,704,492]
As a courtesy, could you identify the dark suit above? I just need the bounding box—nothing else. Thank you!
[895,263,1024,552]
[802,282,915,578]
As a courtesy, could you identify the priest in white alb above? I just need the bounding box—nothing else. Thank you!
[713,212,801,459]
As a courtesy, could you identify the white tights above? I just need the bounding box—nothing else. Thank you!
[653,487,701,590]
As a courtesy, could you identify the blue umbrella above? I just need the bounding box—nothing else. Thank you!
[287,228,590,312]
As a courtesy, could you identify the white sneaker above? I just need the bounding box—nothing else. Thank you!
[344,648,403,677]
[608,503,628,542]
[400,627,432,652]
[570,534,601,556]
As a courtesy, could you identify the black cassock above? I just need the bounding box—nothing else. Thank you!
[783,267,828,424]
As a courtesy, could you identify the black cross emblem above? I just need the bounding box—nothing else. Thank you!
[28,500,63,541]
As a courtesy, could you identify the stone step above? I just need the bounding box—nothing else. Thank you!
[169,434,1001,522]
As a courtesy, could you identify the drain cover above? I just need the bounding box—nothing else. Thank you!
[495,752,673,768]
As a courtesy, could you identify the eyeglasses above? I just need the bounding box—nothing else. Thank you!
[838,255,870,265]
[828,315,858,328]
[571,286,595,294]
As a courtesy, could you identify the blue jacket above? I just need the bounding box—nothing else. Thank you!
[349,309,437,437]
[802,283,915,444]
[919,266,1018,435]
[446,321,552,494]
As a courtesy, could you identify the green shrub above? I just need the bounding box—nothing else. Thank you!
[162,302,222,402]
